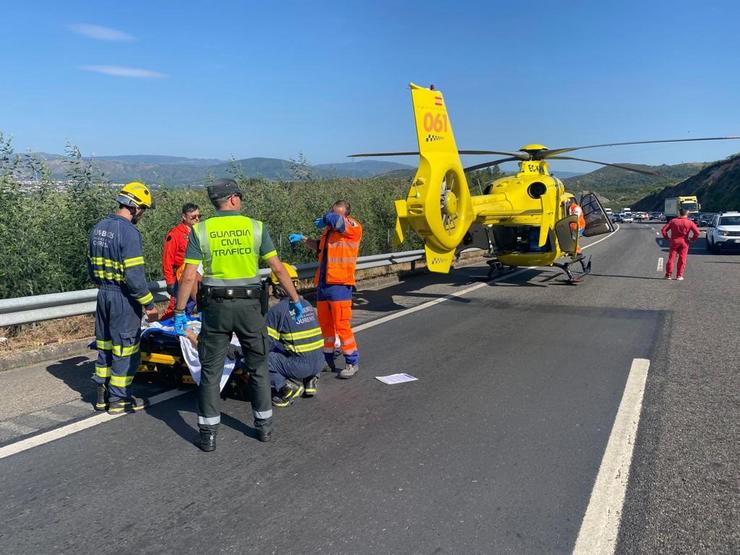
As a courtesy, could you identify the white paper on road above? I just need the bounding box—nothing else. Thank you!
[375,373,418,385]
[178,322,238,392]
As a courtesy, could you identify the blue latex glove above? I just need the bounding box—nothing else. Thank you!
[289,300,304,323]
[174,312,188,336]
[314,216,327,230]
[288,233,305,245]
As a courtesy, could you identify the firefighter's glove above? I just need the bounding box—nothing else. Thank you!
[174,312,188,336]
[288,233,305,245]
[314,216,327,230]
[289,300,304,324]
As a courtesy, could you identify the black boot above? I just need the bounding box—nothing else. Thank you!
[199,430,217,452]
[95,384,107,411]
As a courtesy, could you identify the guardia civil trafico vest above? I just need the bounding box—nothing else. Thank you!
[195,215,263,286]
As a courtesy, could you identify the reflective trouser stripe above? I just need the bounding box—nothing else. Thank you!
[95,366,111,378]
[109,375,134,387]
[96,340,113,350]
[112,343,140,357]
[198,415,221,426]
[253,409,273,420]
[323,337,336,351]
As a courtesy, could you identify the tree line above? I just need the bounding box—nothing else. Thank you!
[0,135,420,299]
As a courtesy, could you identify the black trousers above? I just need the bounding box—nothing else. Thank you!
[197,297,271,433]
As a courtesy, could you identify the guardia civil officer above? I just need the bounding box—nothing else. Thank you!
[174,178,303,452]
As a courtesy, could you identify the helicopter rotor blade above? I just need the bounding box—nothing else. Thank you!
[463,157,521,172]
[349,149,526,158]
[542,136,740,158]
[348,151,419,157]
[548,156,659,176]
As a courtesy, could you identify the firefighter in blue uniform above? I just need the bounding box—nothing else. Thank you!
[88,182,159,413]
[266,263,325,407]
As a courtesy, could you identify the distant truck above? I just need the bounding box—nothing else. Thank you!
[664,196,700,221]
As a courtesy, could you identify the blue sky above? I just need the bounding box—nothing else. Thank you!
[1,0,739,171]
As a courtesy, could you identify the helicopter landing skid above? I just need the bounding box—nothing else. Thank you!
[485,259,516,280]
[553,254,592,284]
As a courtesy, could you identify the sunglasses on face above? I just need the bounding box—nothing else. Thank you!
[186,213,201,220]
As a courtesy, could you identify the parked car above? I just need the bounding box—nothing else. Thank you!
[706,212,740,253]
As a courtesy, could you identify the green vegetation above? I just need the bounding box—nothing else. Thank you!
[632,153,740,212]
[0,135,419,299]
[563,162,707,208]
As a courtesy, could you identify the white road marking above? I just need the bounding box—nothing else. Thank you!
[0,225,623,459]
[0,389,185,460]
[657,257,664,272]
[573,358,650,555]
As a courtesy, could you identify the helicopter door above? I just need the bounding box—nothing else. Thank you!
[579,193,615,237]
[554,215,579,253]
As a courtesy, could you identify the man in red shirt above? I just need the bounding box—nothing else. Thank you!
[162,203,200,318]
[661,209,700,280]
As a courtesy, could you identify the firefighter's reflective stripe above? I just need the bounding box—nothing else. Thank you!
[267,326,279,339]
[92,270,125,282]
[280,328,322,341]
[135,292,154,306]
[283,338,324,354]
[95,365,111,378]
[123,256,145,268]
[96,339,113,350]
[109,374,135,388]
[112,343,140,357]
[89,256,125,271]
[261,249,277,260]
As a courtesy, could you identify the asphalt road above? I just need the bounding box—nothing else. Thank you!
[0,224,737,554]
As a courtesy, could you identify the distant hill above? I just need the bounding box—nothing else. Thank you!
[35,154,414,184]
[632,153,740,212]
[563,162,707,207]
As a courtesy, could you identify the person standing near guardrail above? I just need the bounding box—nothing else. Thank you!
[173,178,303,453]
[661,208,701,280]
[88,182,159,414]
[161,203,200,319]
[289,200,363,379]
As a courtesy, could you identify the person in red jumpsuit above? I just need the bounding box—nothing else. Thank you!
[161,203,200,318]
[661,209,700,280]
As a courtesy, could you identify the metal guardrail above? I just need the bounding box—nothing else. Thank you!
[0,250,425,327]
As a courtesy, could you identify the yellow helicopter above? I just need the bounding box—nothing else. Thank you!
[351,83,740,282]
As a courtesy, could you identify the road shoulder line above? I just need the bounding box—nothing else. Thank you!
[572,357,650,555]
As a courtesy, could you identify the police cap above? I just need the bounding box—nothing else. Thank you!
[207,178,242,203]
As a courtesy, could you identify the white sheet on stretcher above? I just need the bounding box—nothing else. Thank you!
[146,320,237,392]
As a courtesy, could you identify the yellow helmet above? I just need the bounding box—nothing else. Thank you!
[269,262,298,285]
[117,182,154,208]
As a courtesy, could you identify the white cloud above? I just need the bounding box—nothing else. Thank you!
[80,65,167,79]
[69,23,135,41]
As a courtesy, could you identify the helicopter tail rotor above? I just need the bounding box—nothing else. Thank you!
[393,83,475,272]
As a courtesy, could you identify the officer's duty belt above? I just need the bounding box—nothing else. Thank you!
[203,285,261,300]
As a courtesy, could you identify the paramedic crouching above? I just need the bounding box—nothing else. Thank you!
[266,264,324,408]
